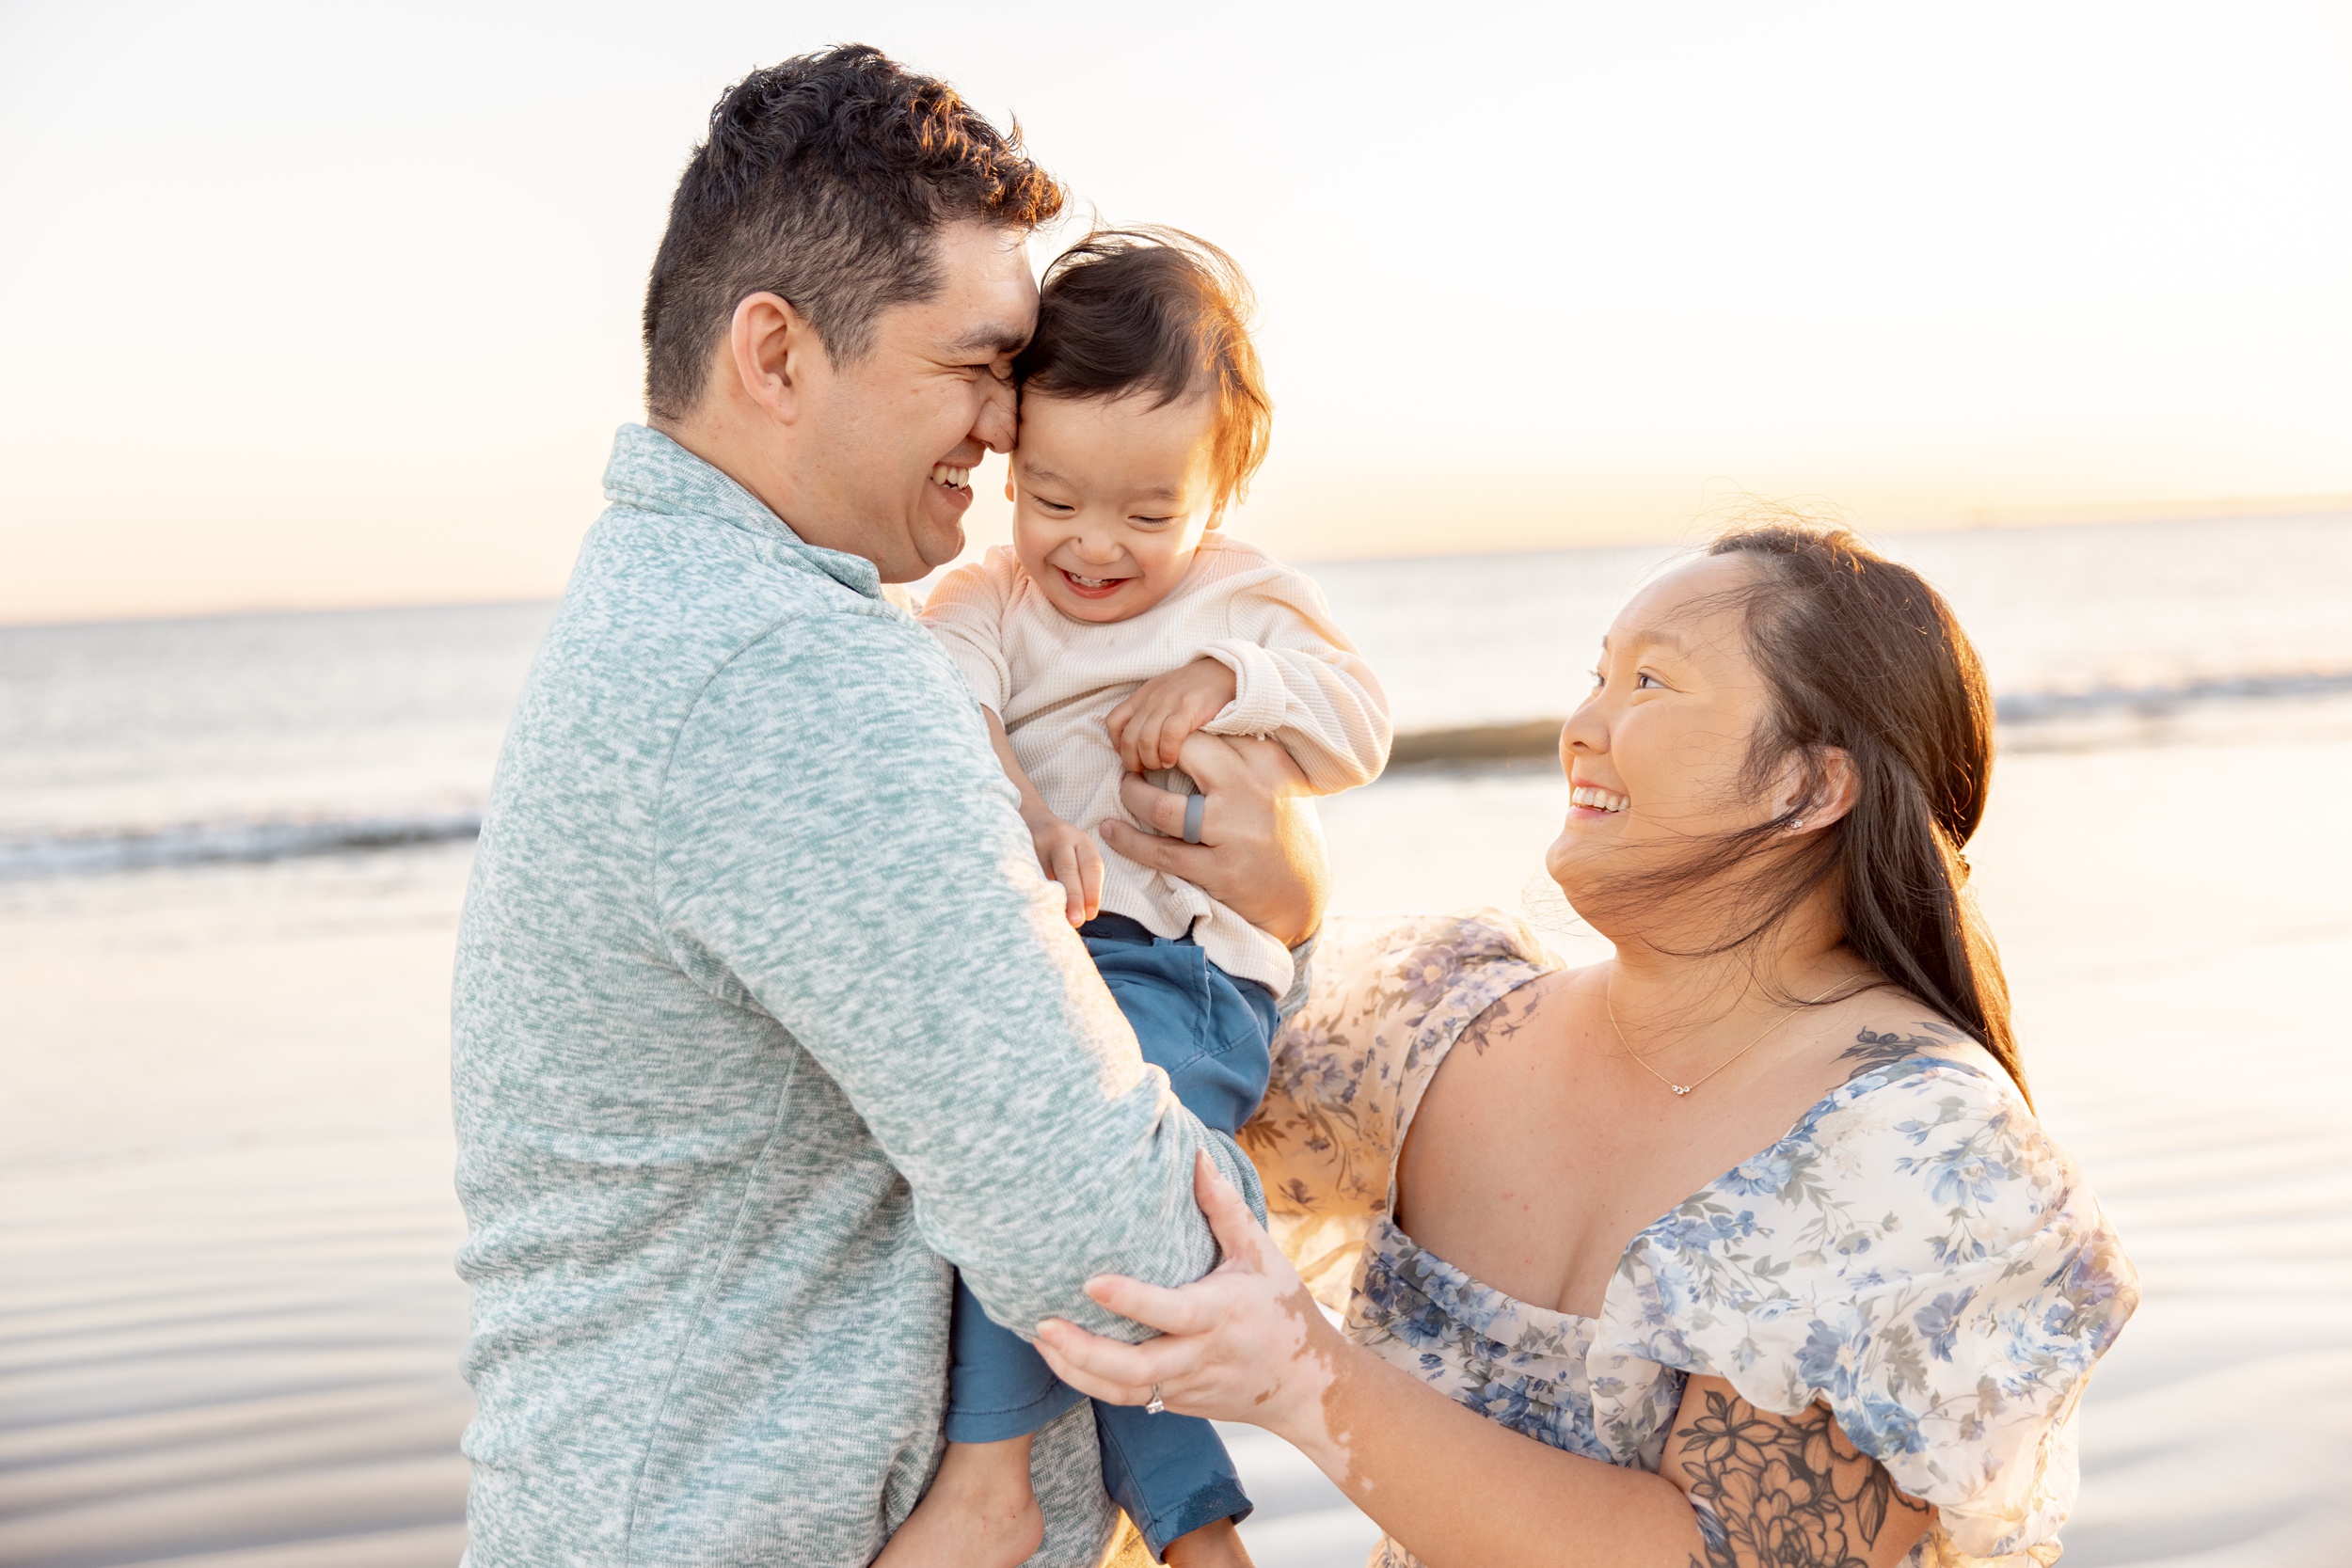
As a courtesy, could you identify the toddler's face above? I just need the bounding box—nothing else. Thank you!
[1007,388,1219,624]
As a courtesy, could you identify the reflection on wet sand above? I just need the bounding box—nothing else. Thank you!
[5,736,2350,1566]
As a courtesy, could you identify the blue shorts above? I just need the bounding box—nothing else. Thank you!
[945,913,1277,1560]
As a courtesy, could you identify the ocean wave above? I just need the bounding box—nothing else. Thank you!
[1387,669,2352,768]
[0,811,483,879]
[1992,668,2352,723]
[7,670,2346,879]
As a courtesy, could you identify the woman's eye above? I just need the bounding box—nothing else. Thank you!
[1587,667,1606,688]
[1634,672,1663,690]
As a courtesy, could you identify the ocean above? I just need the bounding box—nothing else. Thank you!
[4,513,2350,1566]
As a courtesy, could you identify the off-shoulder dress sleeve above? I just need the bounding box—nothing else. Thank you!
[1241,911,1554,1312]
[1589,1055,2140,1568]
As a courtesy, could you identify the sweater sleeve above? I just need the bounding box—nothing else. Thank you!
[1193,564,1393,795]
[652,606,1262,1343]
[914,548,1016,714]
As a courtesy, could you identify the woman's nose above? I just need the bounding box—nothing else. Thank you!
[1559,698,1607,769]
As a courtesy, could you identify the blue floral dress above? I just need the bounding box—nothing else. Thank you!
[1240,914,2138,1568]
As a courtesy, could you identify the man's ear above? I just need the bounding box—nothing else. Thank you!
[728,292,822,422]
[1787,747,1860,832]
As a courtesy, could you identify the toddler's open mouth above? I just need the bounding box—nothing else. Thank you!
[1057,568,1128,598]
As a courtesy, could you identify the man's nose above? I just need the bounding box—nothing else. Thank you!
[973,375,1018,454]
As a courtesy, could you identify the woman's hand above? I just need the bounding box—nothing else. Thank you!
[1034,1150,1348,1446]
[1101,731,1328,947]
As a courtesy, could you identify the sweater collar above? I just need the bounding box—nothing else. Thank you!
[600,423,884,600]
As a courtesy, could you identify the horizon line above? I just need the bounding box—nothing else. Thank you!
[6,492,2346,634]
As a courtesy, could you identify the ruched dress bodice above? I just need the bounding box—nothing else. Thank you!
[1243,914,2138,1568]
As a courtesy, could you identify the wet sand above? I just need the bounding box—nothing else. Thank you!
[4,736,2348,1566]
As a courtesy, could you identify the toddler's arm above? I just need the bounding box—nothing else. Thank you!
[982,705,1103,927]
[1105,657,1241,776]
[1111,570,1392,796]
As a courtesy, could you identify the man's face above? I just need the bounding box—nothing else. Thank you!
[801,222,1038,581]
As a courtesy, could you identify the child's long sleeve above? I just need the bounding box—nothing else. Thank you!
[913,550,1018,714]
[1197,571,1392,796]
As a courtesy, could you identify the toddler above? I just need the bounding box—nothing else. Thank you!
[890,230,1391,1568]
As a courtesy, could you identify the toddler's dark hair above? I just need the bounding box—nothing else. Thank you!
[1014,229,1272,516]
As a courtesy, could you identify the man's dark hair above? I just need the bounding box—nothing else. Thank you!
[643,44,1065,420]
[1015,229,1273,516]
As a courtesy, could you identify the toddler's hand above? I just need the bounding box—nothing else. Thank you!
[1106,658,1239,774]
[1025,811,1104,927]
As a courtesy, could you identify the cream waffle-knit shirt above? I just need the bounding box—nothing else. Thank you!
[921,534,1391,994]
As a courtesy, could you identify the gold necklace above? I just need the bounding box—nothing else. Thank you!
[1605,974,1844,1099]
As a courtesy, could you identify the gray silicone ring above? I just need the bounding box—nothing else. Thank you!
[1182,791,1206,845]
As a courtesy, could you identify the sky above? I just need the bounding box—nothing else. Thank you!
[2,1,2348,624]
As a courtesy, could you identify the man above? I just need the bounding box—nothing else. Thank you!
[451,44,1324,1568]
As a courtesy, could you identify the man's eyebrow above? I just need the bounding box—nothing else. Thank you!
[945,322,1029,356]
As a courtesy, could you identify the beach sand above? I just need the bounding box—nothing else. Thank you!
[4,734,2348,1566]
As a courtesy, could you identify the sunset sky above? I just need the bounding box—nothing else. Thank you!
[3,1,2347,624]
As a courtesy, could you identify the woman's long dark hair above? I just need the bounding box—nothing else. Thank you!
[1601,518,2024,1097]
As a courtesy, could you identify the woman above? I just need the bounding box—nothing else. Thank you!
[1037,523,2137,1567]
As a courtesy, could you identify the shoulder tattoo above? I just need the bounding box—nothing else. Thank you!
[1459,976,1546,1056]
[1836,1021,1964,1080]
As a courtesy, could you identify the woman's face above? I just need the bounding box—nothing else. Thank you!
[1546,553,1790,909]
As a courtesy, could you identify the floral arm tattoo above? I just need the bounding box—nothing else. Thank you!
[1671,1387,1931,1568]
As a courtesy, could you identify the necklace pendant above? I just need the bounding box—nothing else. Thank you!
[1671,1084,1692,1097]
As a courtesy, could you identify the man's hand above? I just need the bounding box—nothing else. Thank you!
[1106,658,1239,774]
[1101,731,1327,947]
[1025,809,1104,927]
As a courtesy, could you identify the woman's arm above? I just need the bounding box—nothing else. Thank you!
[1661,1378,1934,1568]
[1037,1155,1700,1568]
[1036,1155,1933,1568]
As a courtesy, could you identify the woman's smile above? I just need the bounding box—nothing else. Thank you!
[1568,784,1629,817]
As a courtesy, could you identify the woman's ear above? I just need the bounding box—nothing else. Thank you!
[1786,747,1860,832]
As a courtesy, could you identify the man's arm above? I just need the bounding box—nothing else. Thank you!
[652,610,1283,1341]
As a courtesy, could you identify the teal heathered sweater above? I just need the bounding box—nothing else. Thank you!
[451,425,1263,1567]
